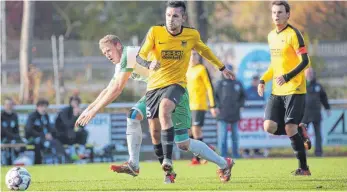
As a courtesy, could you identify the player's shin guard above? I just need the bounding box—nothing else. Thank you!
[126,118,142,168]
[290,133,308,170]
[161,127,174,160]
[188,139,227,169]
[154,143,164,165]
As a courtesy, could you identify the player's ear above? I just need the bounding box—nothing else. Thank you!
[182,13,187,22]
[116,42,122,50]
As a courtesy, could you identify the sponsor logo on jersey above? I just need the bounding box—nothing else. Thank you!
[161,50,183,60]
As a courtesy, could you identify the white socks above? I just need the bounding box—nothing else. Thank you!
[188,139,227,169]
[126,118,142,168]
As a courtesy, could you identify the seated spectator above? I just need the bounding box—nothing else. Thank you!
[1,98,25,165]
[25,99,64,164]
[55,96,88,160]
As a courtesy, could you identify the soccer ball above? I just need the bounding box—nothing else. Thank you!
[5,167,31,191]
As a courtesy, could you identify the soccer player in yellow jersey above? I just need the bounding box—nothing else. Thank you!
[136,1,235,183]
[258,1,311,176]
[186,50,218,165]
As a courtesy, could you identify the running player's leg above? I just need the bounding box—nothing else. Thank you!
[110,96,145,177]
[149,118,164,165]
[190,110,206,164]
[173,92,234,182]
[299,102,311,150]
[126,97,146,169]
[146,87,177,183]
[158,85,186,171]
[263,94,286,135]
[284,94,310,176]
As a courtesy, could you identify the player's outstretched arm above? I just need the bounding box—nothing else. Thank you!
[85,89,108,111]
[75,83,111,127]
[193,31,234,79]
[76,72,132,126]
[193,32,224,70]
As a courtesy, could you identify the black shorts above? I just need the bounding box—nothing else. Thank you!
[145,84,186,119]
[264,94,305,135]
[191,110,206,127]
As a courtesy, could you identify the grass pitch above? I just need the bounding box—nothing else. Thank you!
[1,157,347,191]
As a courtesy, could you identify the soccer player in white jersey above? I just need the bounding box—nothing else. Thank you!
[76,34,234,184]
[75,35,151,177]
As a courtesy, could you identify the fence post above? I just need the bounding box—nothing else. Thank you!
[52,35,61,105]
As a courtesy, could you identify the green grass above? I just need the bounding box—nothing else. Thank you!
[1,157,347,191]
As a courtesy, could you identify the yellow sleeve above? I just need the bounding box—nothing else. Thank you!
[200,67,216,107]
[136,27,155,68]
[193,31,225,70]
[261,33,274,84]
[260,66,273,84]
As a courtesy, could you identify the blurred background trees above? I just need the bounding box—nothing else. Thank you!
[2,1,347,104]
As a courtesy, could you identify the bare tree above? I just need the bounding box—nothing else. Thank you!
[19,0,35,104]
[187,1,208,42]
[52,2,81,39]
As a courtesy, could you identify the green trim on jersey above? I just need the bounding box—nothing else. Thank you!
[120,46,128,69]
[120,68,134,72]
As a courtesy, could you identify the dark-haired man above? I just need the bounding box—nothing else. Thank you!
[25,99,63,164]
[136,1,235,183]
[258,1,311,176]
[55,96,88,160]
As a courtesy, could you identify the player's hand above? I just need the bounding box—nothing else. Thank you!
[75,109,88,127]
[76,109,97,126]
[210,108,219,118]
[80,108,89,117]
[275,76,286,86]
[222,68,235,80]
[149,60,160,71]
[258,84,265,97]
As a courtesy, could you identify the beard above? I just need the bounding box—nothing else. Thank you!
[166,22,178,31]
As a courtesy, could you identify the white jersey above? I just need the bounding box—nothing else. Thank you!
[110,46,149,85]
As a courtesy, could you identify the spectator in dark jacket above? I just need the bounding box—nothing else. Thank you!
[1,98,25,165]
[215,65,245,158]
[301,68,331,156]
[25,99,63,164]
[55,96,88,160]
[1,98,21,143]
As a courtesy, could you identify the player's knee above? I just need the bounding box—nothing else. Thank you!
[285,124,298,137]
[158,109,172,121]
[127,109,143,121]
[176,141,189,151]
[263,120,277,134]
[159,99,174,118]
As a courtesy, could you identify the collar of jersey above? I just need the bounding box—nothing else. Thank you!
[165,26,183,37]
[276,24,289,34]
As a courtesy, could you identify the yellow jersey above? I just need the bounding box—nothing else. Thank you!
[186,64,215,110]
[261,24,310,95]
[136,24,225,91]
